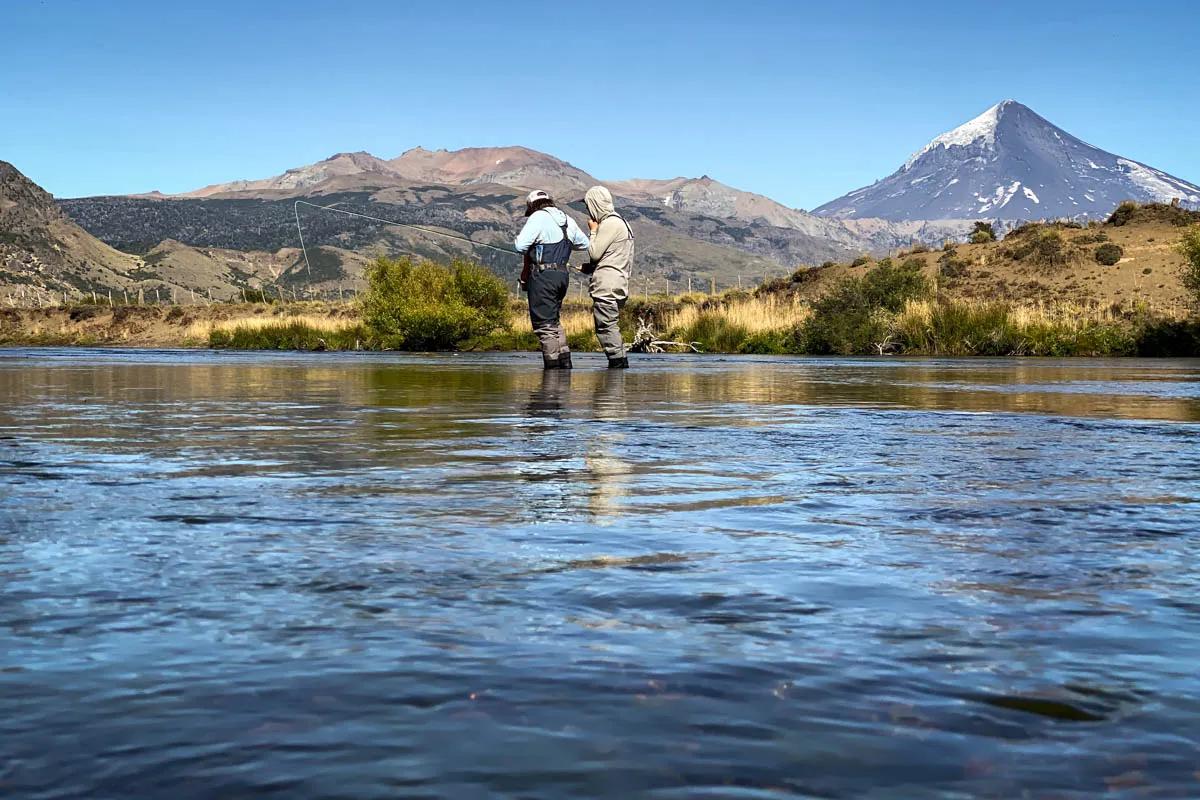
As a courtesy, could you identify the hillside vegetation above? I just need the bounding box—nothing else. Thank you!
[5,204,1199,358]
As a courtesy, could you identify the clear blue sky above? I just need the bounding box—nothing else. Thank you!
[3,0,1197,209]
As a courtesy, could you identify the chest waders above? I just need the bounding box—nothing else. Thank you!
[589,214,634,368]
[527,215,574,370]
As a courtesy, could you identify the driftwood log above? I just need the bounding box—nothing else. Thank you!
[627,316,702,354]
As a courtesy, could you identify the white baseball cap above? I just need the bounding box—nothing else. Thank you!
[524,189,552,216]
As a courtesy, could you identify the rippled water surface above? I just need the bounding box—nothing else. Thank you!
[2,349,1199,799]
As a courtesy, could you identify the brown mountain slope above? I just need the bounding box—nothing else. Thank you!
[1,160,141,297]
[181,152,397,199]
[608,176,832,231]
[386,146,596,197]
[1,160,334,302]
[161,145,956,255]
[773,210,1198,314]
[180,146,598,201]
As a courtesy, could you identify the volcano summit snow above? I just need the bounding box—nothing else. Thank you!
[814,100,1200,221]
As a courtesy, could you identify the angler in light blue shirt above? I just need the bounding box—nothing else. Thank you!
[514,203,591,263]
[514,189,590,369]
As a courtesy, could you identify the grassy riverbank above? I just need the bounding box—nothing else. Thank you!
[4,285,1199,357]
[5,208,1200,357]
[190,292,1200,357]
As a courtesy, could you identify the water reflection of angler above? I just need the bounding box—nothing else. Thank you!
[526,369,572,417]
[514,190,590,371]
[585,370,633,519]
[518,370,577,520]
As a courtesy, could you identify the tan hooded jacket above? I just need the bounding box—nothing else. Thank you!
[584,186,634,282]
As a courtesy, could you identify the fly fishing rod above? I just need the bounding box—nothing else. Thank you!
[293,199,520,275]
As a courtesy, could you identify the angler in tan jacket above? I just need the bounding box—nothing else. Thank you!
[583,186,634,368]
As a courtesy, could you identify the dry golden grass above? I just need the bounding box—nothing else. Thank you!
[507,307,595,337]
[896,298,1131,331]
[185,314,358,340]
[664,294,811,333]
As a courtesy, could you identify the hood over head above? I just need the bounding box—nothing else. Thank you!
[584,185,615,221]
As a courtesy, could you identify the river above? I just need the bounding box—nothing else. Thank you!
[2,349,1198,798]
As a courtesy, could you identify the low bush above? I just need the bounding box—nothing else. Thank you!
[1179,225,1200,310]
[1094,243,1124,265]
[851,255,871,267]
[796,258,931,354]
[1134,318,1200,356]
[361,257,509,350]
[1107,201,1139,227]
[864,258,931,311]
[893,301,1021,356]
[737,330,792,354]
[938,251,972,279]
[893,300,1138,357]
[1005,228,1071,267]
[671,310,751,353]
[970,221,997,244]
[1075,231,1109,245]
[209,321,369,351]
[242,288,275,304]
[567,330,601,352]
[1108,201,1200,228]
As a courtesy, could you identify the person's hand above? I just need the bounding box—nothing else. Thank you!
[588,218,599,233]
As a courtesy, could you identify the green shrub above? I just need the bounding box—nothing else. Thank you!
[851,255,871,267]
[242,288,275,304]
[970,221,997,243]
[1020,321,1136,357]
[862,258,931,311]
[1033,231,1069,266]
[737,330,791,354]
[672,311,751,353]
[1135,318,1200,356]
[1108,201,1200,228]
[795,260,929,355]
[894,302,1020,356]
[1094,243,1124,266]
[938,251,971,279]
[360,257,509,350]
[796,289,891,355]
[566,330,601,352]
[1006,229,1071,267]
[1179,226,1200,310]
[452,261,510,328]
[209,322,369,351]
[1107,201,1139,227]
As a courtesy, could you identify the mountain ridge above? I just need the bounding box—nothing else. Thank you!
[150,145,915,257]
[815,100,1200,221]
[1,160,141,296]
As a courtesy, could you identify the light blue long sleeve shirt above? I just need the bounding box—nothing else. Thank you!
[514,207,590,258]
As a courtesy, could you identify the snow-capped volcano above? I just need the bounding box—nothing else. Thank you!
[814,100,1200,221]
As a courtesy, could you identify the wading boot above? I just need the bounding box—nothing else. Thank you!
[543,353,573,370]
[607,356,629,370]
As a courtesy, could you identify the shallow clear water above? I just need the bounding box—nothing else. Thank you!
[2,349,1199,799]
